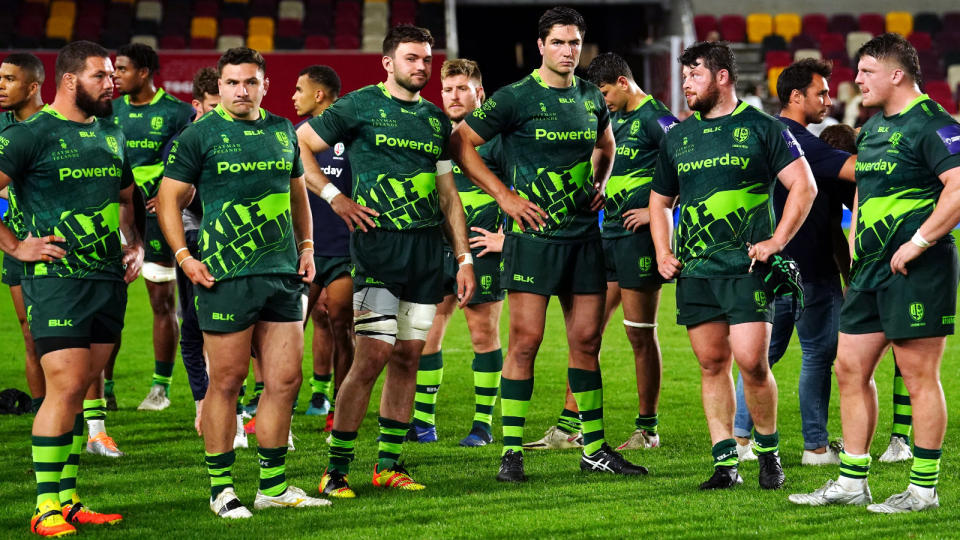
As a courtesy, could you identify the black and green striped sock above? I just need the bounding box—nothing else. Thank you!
[556,408,582,435]
[328,430,356,475]
[892,365,912,443]
[839,451,871,480]
[753,430,779,454]
[82,398,106,422]
[713,439,738,467]
[413,352,443,428]
[32,430,72,509]
[569,368,605,455]
[103,379,114,397]
[58,414,84,505]
[205,450,235,500]
[635,414,658,433]
[311,372,332,399]
[152,360,174,393]
[910,446,941,488]
[377,416,409,470]
[257,446,288,496]
[471,349,502,433]
[500,377,533,455]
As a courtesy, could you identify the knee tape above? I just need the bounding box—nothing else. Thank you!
[141,262,177,283]
[396,301,436,341]
[624,320,657,329]
[354,311,398,345]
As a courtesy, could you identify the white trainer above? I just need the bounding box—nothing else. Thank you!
[867,484,939,514]
[616,429,660,450]
[801,444,841,466]
[137,384,170,411]
[737,441,757,462]
[210,488,252,519]
[233,414,248,449]
[522,426,583,450]
[254,485,332,510]
[878,436,913,463]
[788,478,872,506]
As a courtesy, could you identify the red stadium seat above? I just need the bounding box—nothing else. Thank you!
[333,33,359,49]
[191,36,216,49]
[918,50,944,81]
[694,14,717,42]
[304,34,331,49]
[719,14,745,43]
[857,13,884,36]
[193,0,219,18]
[802,13,827,41]
[827,13,857,35]
[913,12,941,35]
[829,66,854,98]
[159,34,186,49]
[925,80,957,114]
[907,32,932,52]
[819,33,845,56]
[823,50,850,69]
[277,18,302,37]
[765,50,792,69]
[790,34,817,52]
[943,12,960,31]
[219,17,246,36]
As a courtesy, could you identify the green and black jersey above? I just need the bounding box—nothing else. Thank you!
[308,82,452,231]
[0,110,28,240]
[464,70,610,242]
[164,105,304,280]
[0,105,134,280]
[603,96,679,239]
[651,101,803,278]
[851,94,960,290]
[453,134,505,236]
[110,88,193,200]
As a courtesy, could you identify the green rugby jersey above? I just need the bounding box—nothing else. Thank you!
[651,101,803,278]
[308,83,452,231]
[453,134,505,236]
[0,110,27,240]
[164,105,304,281]
[464,70,610,241]
[851,94,960,290]
[110,88,193,200]
[603,95,679,239]
[0,105,134,280]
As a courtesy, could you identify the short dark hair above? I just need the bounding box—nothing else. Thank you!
[298,65,341,98]
[819,124,858,154]
[776,58,833,106]
[55,40,109,87]
[2,53,45,85]
[116,43,159,76]
[856,32,922,86]
[585,52,633,86]
[440,58,482,84]
[192,67,219,100]
[678,41,738,83]
[382,25,434,57]
[538,6,586,42]
[217,47,266,75]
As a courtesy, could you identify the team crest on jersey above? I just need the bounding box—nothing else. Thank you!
[910,302,925,322]
[275,131,289,146]
[584,100,596,113]
[888,131,903,148]
[221,133,230,144]
[334,142,345,156]
[151,116,163,131]
[733,127,749,144]
[105,136,119,154]
[539,102,547,113]
[429,117,441,132]
[630,120,641,136]
[379,108,387,118]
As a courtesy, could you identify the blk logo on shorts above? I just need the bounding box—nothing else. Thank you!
[212,312,235,321]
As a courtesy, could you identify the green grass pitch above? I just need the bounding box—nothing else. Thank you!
[0,279,956,538]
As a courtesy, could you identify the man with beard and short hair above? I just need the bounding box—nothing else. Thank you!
[0,53,46,414]
[0,40,144,536]
[109,43,194,414]
[297,24,474,497]
[649,41,817,490]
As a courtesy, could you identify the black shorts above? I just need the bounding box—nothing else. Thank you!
[312,255,352,289]
[351,227,445,304]
[22,277,127,356]
[442,247,505,305]
[501,235,606,296]
[603,232,666,290]
[675,275,774,326]
[196,275,306,333]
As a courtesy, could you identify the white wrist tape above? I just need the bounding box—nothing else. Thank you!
[320,183,341,203]
[911,231,931,248]
[436,160,453,175]
[458,253,474,267]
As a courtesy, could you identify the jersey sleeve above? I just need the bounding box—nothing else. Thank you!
[593,88,610,136]
[0,124,38,181]
[764,118,804,175]
[918,117,960,176]
[651,143,679,197]
[479,134,506,180]
[163,125,205,185]
[643,108,679,147]
[308,93,360,147]
[464,86,519,142]
[439,112,453,161]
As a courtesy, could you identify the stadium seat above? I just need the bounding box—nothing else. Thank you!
[918,49,944,80]
[278,0,304,20]
[191,16,217,40]
[767,66,785,96]
[886,11,912,37]
[391,0,417,26]
[760,35,788,60]
[159,34,186,49]
[827,13,857,35]
[694,14,717,42]
[829,66,854,98]
[193,0,219,18]
[908,32,932,52]
[251,0,278,17]
[925,80,957,114]
[362,34,383,52]
[943,12,960,32]
[50,0,76,19]
[857,13,884,36]
[765,50,792,69]
[819,33,845,57]
[136,0,162,22]
[774,13,800,43]
[249,16,275,37]
[801,13,827,41]
[746,13,773,44]
[133,18,159,36]
[277,18,302,36]
[131,34,158,49]
[247,34,273,52]
[793,49,822,61]
[217,35,245,51]
[790,34,817,52]
[913,12,941,35]
[846,31,873,59]
[191,37,215,49]
[46,16,73,42]
[219,18,246,36]
[719,14,745,43]
[334,33,359,49]
[947,65,960,96]
[304,34,331,49]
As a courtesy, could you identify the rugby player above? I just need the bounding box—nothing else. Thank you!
[0,53,45,413]
[158,47,328,517]
[408,58,506,447]
[450,7,647,481]
[649,41,817,490]
[109,43,194,412]
[790,33,960,514]
[297,25,474,497]
[0,40,144,536]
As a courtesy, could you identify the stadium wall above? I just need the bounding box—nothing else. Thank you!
[690,1,958,15]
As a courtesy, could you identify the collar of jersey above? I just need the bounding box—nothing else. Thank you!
[214,103,266,123]
[891,93,930,118]
[692,100,749,121]
[630,94,654,113]
[123,87,167,107]
[376,82,422,105]
[530,69,577,89]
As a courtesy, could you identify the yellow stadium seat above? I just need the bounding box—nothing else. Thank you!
[247,34,274,53]
[886,11,913,37]
[747,13,773,44]
[50,1,76,19]
[191,16,217,39]
[46,16,73,40]
[248,16,275,37]
[768,66,785,97]
[774,13,801,43]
